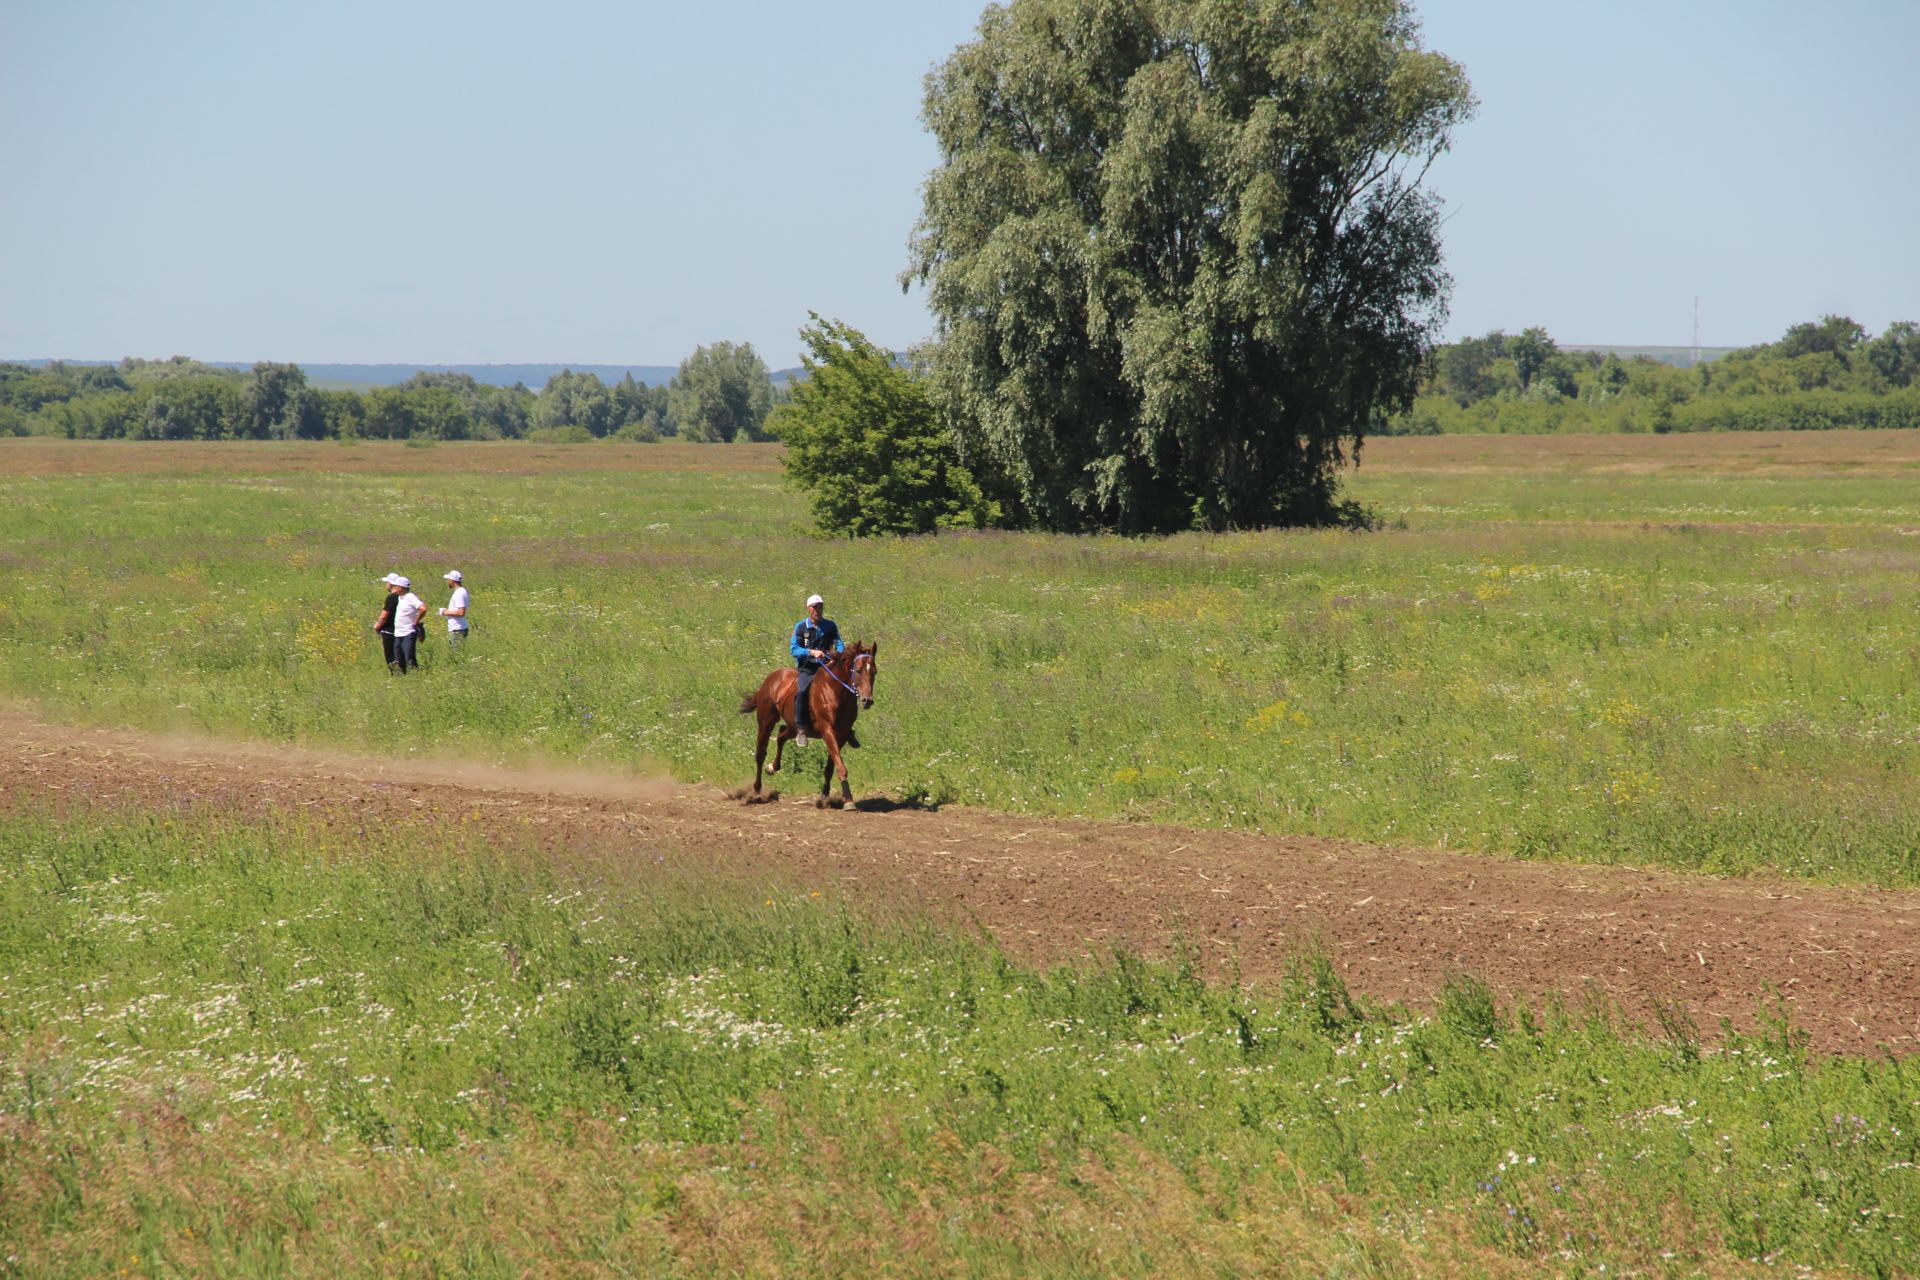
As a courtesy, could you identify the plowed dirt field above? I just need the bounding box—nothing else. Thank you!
[6,711,1915,1056]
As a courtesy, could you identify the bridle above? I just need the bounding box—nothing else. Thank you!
[817,651,873,700]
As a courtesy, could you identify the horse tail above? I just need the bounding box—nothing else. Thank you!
[738,690,759,715]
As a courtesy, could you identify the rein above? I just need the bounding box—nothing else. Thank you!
[815,654,869,698]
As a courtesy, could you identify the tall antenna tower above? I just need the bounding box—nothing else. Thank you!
[1692,296,1701,368]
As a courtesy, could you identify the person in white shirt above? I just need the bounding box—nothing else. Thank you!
[438,570,471,649]
[390,577,429,673]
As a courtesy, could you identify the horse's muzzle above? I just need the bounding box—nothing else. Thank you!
[861,697,874,710]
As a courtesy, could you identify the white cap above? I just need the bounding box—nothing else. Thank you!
[444,569,462,582]
[805,593,825,607]
[381,573,409,587]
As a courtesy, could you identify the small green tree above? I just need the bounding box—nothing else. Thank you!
[1864,321,1918,389]
[769,315,997,536]
[610,373,668,436]
[534,369,615,437]
[317,389,366,440]
[137,376,240,439]
[668,341,774,442]
[1434,331,1508,406]
[238,362,320,439]
[401,387,475,440]
[1586,352,1629,402]
[1508,326,1556,394]
[1777,314,1867,363]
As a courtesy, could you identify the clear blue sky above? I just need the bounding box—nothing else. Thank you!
[2,0,1913,366]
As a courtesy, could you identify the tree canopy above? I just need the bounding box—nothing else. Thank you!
[907,0,1474,532]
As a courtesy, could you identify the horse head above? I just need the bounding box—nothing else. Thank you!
[848,641,877,710]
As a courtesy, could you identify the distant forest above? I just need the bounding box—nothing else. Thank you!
[4,315,1915,443]
[0,342,785,443]
[1391,315,1920,435]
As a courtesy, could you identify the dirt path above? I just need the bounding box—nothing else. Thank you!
[5,712,1916,1056]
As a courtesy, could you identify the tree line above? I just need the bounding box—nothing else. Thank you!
[1393,317,1920,436]
[9,0,1478,540]
[15,1,1908,539]
[0,341,782,443]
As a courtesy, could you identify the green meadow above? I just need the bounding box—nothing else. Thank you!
[2,436,1917,885]
[6,436,1920,1276]
[4,810,1915,1276]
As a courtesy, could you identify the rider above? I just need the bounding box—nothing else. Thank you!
[790,592,843,745]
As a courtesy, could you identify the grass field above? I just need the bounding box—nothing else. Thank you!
[5,807,1916,1277]
[2,433,1917,885]
[7,433,1920,1276]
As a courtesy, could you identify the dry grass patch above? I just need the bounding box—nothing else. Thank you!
[0,438,784,478]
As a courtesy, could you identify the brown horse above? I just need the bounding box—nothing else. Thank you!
[738,642,877,807]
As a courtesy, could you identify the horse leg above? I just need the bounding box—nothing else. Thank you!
[771,672,799,774]
[835,736,853,805]
[752,705,774,795]
[817,733,839,808]
[817,731,850,809]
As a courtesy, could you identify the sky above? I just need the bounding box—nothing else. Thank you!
[2,0,1914,367]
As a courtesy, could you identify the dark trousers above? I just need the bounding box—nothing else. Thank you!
[794,666,816,733]
[380,630,396,668]
[393,631,419,673]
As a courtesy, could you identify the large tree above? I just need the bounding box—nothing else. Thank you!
[668,341,774,443]
[907,0,1473,532]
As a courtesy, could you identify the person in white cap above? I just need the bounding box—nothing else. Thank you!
[372,573,406,670]
[389,575,429,674]
[438,570,471,650]
[788,592,843,744]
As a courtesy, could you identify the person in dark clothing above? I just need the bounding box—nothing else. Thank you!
[789,592,843,744]
[373,573,404,669]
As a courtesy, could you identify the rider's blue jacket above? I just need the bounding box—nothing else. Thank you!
[791,617,843,670]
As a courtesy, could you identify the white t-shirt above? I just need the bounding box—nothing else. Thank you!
[393,592,428,638]
[445,586,470,632]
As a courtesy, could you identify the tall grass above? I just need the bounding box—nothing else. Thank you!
[3,809,1916,1275]
[0,441,1917,884]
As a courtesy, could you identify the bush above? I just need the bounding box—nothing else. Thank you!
[769,315,997,536]
[1390,386,1920,436]
[1670,388,1920,433]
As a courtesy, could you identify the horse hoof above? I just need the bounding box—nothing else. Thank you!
[814,796,828,810]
